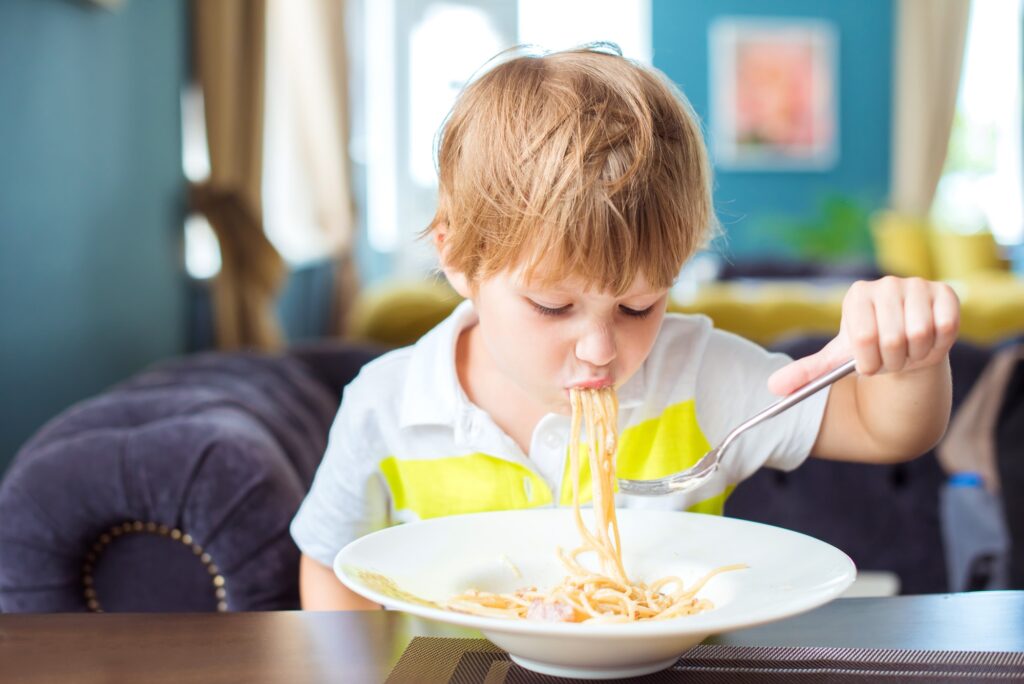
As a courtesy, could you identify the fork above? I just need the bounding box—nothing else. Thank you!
[617,359,857,496]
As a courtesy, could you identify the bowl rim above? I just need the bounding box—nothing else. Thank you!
[334,509,857,638]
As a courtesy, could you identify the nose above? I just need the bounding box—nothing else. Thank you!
[574,322,616,368]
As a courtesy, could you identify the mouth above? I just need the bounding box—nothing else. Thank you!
[567,377,614,391]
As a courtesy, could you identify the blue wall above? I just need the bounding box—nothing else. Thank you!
[0,0,188,469]
[653,0,893,261]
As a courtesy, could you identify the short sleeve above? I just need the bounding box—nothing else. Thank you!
[289,391,388,568]
[694,329,829,482]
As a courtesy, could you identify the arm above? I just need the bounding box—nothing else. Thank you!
[299,554,381,611]
[812,358,952,462]
[293,367,389,611]
[768,277,960,464]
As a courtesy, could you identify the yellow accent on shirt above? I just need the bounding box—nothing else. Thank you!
[380,453,553,519]
[380,401,731,520]
[559,400,715,505]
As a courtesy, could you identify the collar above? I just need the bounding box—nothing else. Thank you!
[398,299,477,430]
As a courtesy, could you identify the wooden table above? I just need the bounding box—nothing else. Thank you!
[2,592,1022,683]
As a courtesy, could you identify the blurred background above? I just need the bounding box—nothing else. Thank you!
[1,0,1023,472]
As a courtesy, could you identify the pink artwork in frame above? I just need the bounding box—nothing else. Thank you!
[710,18,838,170]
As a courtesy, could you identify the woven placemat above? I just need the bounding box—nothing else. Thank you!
[386,637,1024,683]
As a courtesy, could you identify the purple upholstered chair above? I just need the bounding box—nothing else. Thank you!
[0,344,381,613]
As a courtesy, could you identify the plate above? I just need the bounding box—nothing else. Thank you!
[335,509,855,679]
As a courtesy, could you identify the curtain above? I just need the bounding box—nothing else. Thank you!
[190,0,286,350]
[889,0,972,216]
[268,0,359,337]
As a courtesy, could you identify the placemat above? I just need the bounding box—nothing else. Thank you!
[386,637,1024,683]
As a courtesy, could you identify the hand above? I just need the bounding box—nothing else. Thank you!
[768,277,960,396]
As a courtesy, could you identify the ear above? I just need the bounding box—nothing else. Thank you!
[432,223,472,299]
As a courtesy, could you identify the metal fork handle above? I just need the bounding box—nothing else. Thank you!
[716,358,857,457]
[617,359,857,496]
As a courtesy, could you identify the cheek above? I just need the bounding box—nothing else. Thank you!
[618,316,664,371]
[486,313,570,377]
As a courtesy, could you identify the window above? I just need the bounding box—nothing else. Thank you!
[518,0,650,63]
[357,0,517,280]
[180,84,221,280]
[933,0,1023,247]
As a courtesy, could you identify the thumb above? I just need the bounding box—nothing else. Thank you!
[767,339,846,396]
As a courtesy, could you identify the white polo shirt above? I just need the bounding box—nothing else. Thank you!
[291,300,829,568]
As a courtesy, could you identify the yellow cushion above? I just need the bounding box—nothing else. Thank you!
[953,273,1024,343]
[669,283,845,345]
[930,230,1008,281]
[347,279,462,347]
[870,210,935,279]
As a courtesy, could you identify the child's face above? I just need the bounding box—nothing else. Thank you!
[469,268,668,414]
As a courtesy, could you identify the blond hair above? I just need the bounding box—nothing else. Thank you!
[427,45,716,295]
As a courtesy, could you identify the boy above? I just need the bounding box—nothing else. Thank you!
[292,46,959,610]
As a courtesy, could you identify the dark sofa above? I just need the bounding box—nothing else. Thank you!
[0,344,379,613]
[0,338,1013,612]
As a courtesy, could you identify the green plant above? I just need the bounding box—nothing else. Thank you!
[757,194,876,263]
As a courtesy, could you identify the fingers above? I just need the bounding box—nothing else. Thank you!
[843,280,883,375]
[903,277,935,364]
[839,276,960,377]
[767,355,820,396]
[873,277,907,373]
[766,275,957,394]
[932,282,960,357]
[767,339,845,396]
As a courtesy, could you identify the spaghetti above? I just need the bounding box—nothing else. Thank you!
[447,387,744,622]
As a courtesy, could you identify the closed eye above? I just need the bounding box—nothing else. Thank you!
[619,305,654,319]
[529,300,572,317]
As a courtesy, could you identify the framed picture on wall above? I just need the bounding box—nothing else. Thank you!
[709,18,839,171]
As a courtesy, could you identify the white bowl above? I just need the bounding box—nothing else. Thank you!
[335,509,855,679]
